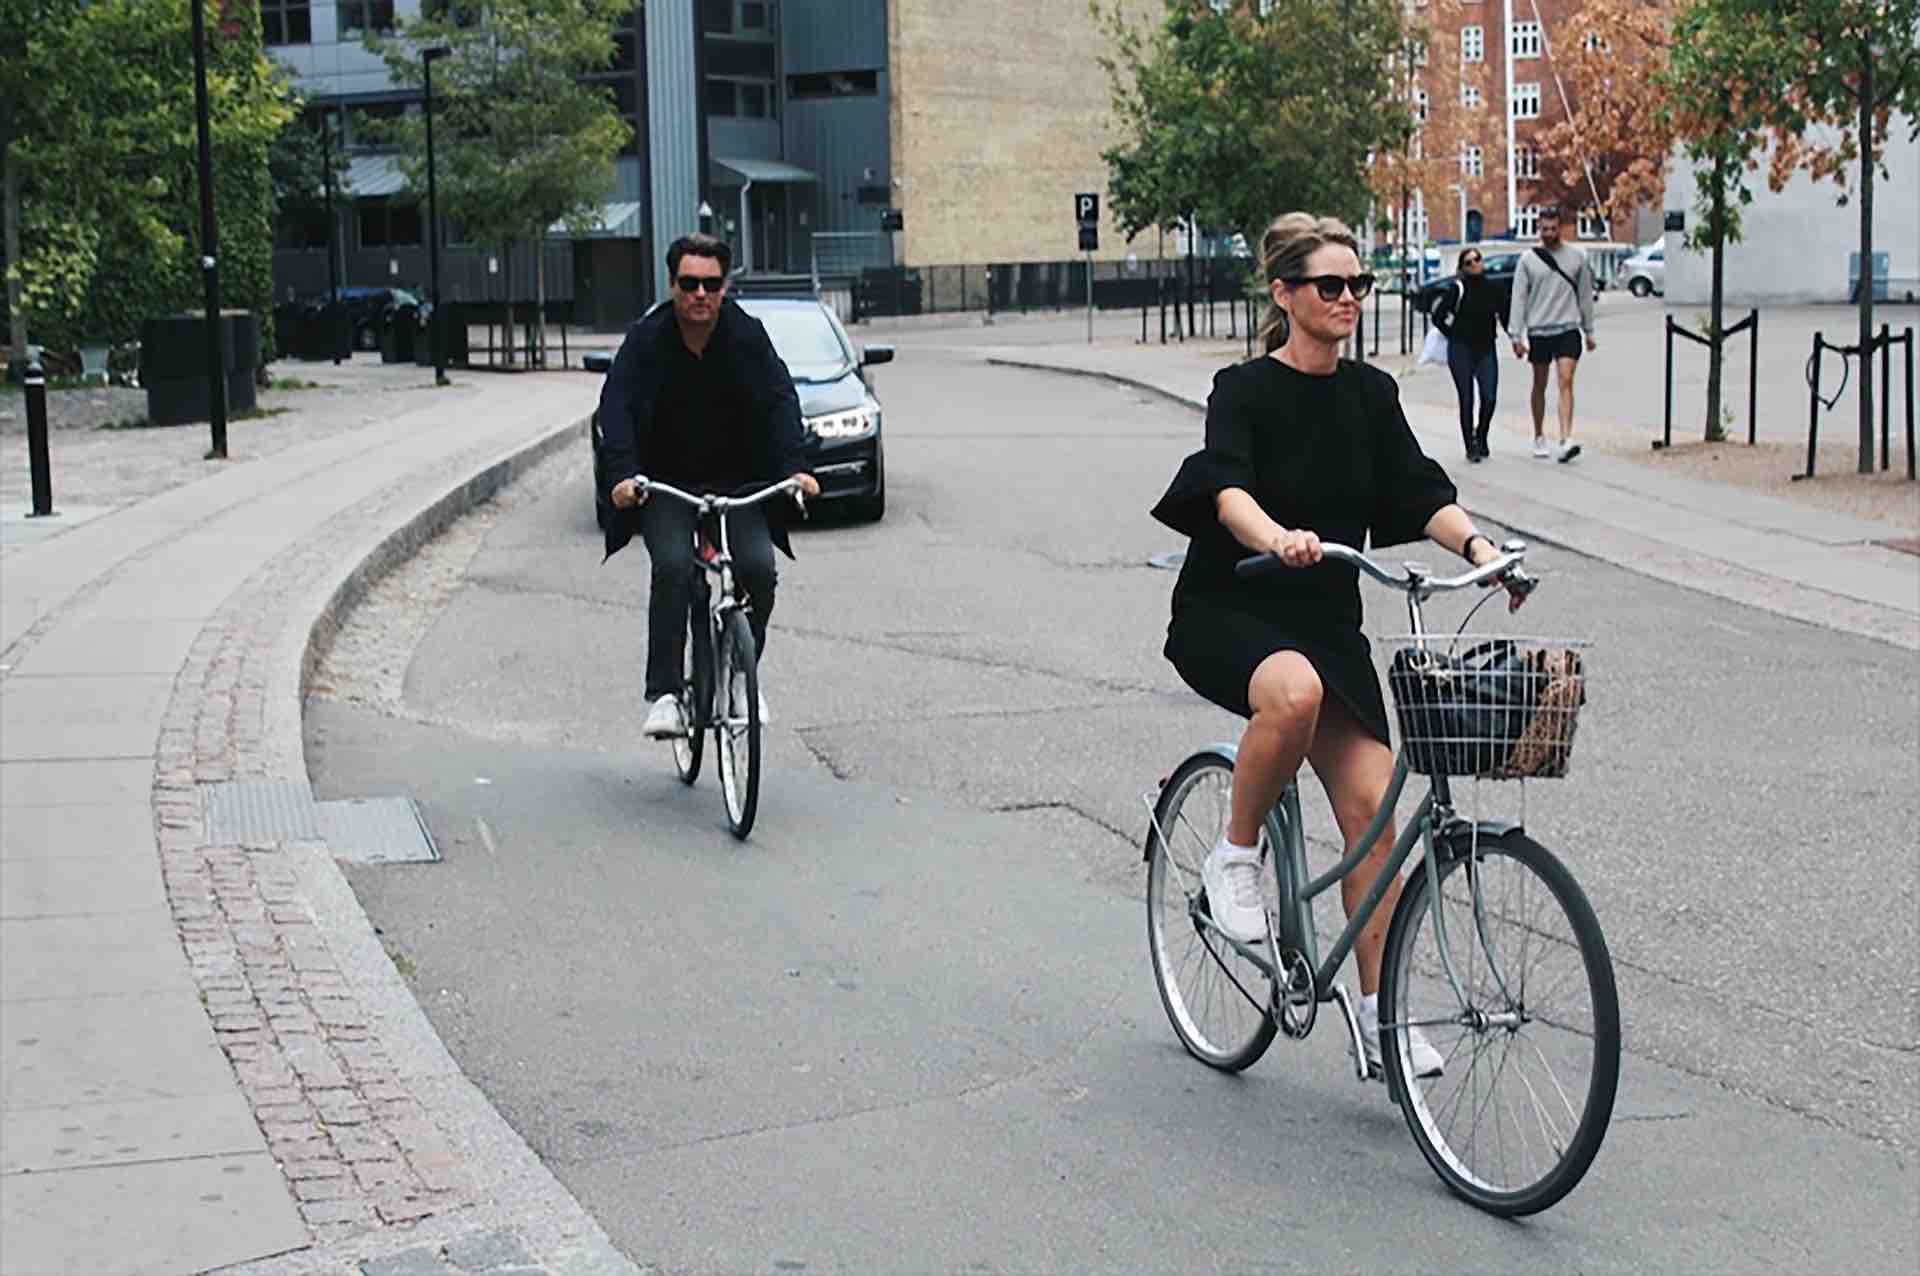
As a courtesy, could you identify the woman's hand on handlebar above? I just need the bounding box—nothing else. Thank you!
[790,472,821,500]
[610,477,646,510]
[1465,539,1533,613]
[1268,527,1323,569]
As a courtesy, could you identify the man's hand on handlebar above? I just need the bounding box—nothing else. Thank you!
[1268,527,1323,568]
[790,472,821,501]
[610,477,646,510]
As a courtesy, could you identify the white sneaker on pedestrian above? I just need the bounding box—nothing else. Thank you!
[1200,840,1268,944]
[1556,441,1583,463]
[1356,997,1445,1080]
[1532,436,1552,459]
[642,694,685,739]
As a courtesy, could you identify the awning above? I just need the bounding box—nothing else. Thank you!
[551,201,644,239]
[711,156,818,186]
[343,154,409,198]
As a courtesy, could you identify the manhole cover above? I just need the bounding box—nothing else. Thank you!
[1147,550,1186,571]
[317,797,440,865]
[205,780,321,844]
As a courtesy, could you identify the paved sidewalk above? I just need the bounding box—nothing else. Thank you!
[1,360,638,1275]
[980,338,1920,651]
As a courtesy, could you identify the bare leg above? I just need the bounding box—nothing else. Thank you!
[1306,695,1401,996]
[1529,360,1551,441]
[1228,651,1321,847]
[1556,357,1578,443]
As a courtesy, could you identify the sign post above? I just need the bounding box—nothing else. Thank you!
[1076,193,1099,344]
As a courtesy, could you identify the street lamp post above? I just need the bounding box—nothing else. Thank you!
[423,45,450,387]
[189,0,226,458]
[1450,182,1467,246]
[321,107,342,364]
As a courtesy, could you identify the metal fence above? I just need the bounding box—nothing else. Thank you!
[848,256,1258,321]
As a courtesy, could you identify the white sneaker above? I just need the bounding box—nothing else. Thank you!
[1357,998,1445,1079]
[1556,441,1583,463]
[642,694,685,739]
[757,689,771,725]
[1200,841,1268,944]
[1532,436,1551,458]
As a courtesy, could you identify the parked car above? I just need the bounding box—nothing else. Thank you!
[1621,239,1666,297]
[587,293,893,525]
[331,286,420,351]
[1413,251,1522,315]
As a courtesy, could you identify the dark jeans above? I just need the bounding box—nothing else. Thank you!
[639,496,777,699]
[1447,342,1499,452]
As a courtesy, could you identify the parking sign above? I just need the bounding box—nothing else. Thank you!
[1075,193,1099,226]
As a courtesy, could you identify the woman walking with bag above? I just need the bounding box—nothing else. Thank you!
[1429,249,1508,462]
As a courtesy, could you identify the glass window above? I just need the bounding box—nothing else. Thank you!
[741,1,767,28]
[1513,83,1541,119]
[1461,146,1483,179]
[1462,84,1481,109]
[744,305,852,376]
[338,0,395,38]
[1516,147,1540,179]
[262,0,311,46]
[702,0,732,33]
[612,32,635,72]
[1461,26,1483,63]
[1413,88,1428,123]
[1578,207,1607,238]
[739,82,767,117]
[1516,205,1540,238]
[1513,21,1543,60]
[705,79,736,116]
[788,70,879,98]
[388,203,422,247]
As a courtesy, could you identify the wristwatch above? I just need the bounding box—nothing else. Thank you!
[1460,533,1494,563]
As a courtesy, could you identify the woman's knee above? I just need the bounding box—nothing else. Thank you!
[1248,654,1322,729]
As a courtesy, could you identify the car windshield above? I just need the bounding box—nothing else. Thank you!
[744,304,852,383]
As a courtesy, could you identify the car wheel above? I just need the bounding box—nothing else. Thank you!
[1629,278,1652,298]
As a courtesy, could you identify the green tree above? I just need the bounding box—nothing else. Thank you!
[1093,0,1412,250]
[369,0,632,361]
[5,0,292,361]
[2,0,85,367]
[1725,0,1920,471]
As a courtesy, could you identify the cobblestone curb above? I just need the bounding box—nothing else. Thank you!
[143,415,638,1273]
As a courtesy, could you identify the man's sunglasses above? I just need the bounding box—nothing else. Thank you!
[1286,273,1376,302]
[676,275,725,294]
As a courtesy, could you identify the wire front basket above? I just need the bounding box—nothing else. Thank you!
[1384,636,1591,780]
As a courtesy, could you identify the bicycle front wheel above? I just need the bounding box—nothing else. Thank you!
[672,607,708,786]
[1380,830,1620,1216]
[715,609,761,839]
[1145,752,1276,1072]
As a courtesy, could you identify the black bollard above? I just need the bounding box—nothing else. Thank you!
[25,357,53,516]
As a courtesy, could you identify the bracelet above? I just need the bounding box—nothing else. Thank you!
[1460,533,1493,562]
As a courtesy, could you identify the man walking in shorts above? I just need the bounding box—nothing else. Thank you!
[1509,207,1597,463]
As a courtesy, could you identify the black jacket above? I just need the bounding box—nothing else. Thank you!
[1431,275,1509,356]
[596,299,807,559]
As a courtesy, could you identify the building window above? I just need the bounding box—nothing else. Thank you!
[705,0,775,35]
[338,0,394,38]
[1462,26,1484,63]
[788,69,879,98]
[1516,146,1540,179]
[1411,39,1428,68]
[262,0,311,45]
[1461,145,1484,178]
[706,79,737,116]
[1462,84,1482,109]
[706,78,774,118]
[357,201,421,249]
[1584,32,1610,54]
[1414,87,1429,123]
[1513,82,1541,119]
[1512,20,1543,60]
[1578,206,1608,239]
[1516,205,1540,238]
[702,0,733,32]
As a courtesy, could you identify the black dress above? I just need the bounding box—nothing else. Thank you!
[1150,356,1458,744]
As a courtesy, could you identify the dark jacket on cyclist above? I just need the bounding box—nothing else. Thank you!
[596,298,807,561]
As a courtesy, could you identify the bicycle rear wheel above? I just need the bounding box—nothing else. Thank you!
[671,606,708,785]
[1145,752,1277,1072]
[715,609,761,839]
[1380,830,1619,1216]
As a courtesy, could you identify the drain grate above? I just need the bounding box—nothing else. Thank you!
[205,780,322,844]
[317,796,440,864]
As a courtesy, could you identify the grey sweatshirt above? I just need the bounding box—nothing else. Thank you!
[1509,242,1596,337]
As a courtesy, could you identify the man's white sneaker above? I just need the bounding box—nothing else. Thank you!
[642,694,686,739]
[1556,441,1583,463]
[1357,999,1445,1080]
[1532,436,1552,458]
[1200,842,1268,944]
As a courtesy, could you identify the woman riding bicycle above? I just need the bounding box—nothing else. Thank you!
[1150,212,1521,1078]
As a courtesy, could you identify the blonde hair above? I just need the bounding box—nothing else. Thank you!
[1257,213,1362,353]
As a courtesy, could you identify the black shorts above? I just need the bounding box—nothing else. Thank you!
[1528,330,1584,364]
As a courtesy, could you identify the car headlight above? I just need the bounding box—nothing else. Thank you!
[807,403,879,440]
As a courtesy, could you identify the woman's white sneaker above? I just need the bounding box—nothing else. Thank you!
[642,694,686,738]
[1357,998,1445,1079]
[1201,842,1268,943]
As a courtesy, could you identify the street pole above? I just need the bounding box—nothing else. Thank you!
[24,354,51,516]
[1085,249,1093,344]
[190,0,227,459]
[321,107,342,364]
[1503,0,1517,234]
[424,46,450,387]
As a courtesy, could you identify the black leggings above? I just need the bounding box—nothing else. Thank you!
[1448,342,1499,451]
[639,497,777,699]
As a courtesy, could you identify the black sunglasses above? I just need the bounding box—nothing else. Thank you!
[1461,255,1484,266]
[676,274,725,294]
[1286,273,1376,302]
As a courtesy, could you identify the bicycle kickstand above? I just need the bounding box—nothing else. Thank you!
[1329,984,1373,1083]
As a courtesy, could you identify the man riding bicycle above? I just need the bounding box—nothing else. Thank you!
[598,233,820,738]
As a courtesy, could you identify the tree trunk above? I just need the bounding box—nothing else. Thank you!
[1857,54,1875,473]
[534,231,548,368]
[1705,154,1727,442]
[2,128,29,370]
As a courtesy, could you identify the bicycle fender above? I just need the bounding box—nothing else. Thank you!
[1433,817,1525,863]
[1144,744,1242,861]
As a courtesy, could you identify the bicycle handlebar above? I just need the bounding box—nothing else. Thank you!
[628,475,806,516]
[1234,540,1538,601]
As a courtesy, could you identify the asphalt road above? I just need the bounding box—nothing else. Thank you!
[308,333,1916,1274]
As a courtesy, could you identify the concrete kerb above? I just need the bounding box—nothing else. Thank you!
[215,411,640,1276]
[987,354,1920,652]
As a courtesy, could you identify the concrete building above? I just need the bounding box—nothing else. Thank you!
[1663,120,1920,307]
